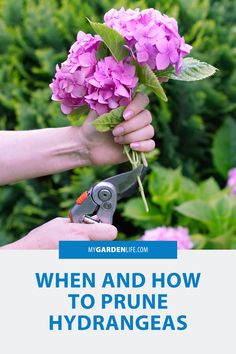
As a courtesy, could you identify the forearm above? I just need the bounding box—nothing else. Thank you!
[0,127,90,185]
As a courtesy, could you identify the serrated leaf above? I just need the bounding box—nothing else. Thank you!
[212,118,236,178]
[92,106,125,132]
[155,67,175,78]
[136,63,167,101]
[67,105,90,126]
[87,20,129,62]
[170,58,218,81]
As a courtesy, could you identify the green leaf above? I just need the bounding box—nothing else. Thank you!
[191,234,208,250]
[155,67,175,78]
[170,58,218,81]
[123,198,163,228]
[67,105,90,126]
[175,200,214,224]
[149,166,181,207]
[136,63,167,101]
[87,20,129,62]
[212,118,236,178]
[199,177,220,199]
[96,41,109,60]
[92,106,125,132]
[178,176,199,202]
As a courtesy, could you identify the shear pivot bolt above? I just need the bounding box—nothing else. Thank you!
[103,202,112,209]
[98,189,112,201]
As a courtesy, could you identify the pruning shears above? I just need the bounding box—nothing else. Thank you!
[69,165,148,224]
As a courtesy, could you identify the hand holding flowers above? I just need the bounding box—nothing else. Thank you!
[50,7,217,211]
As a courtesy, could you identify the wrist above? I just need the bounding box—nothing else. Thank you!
[62,127,91,167]
[49,126,92,169]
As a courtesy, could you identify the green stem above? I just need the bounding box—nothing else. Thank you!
[137,175,149,212]
[124,145,133,165]
[141,152,148,167]
[123,145,149,212]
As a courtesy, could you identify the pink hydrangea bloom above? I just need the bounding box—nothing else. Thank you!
[140,226,193,250]
[227,168,236,195]
[85,56,138,115]
[104,8,192,73]
[50,31,101,114]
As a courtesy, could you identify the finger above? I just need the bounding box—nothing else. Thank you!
[70,223,118,241]
[123,92,149,120]
[130,139,156,152]
[114,125,155,144]
[112,110,152,136]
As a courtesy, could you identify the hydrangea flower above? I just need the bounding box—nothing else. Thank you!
[140,226,193,250]
[104,7,192,73]
[50,31,101,114]
[85,56,138,115]
[227,168,236,195]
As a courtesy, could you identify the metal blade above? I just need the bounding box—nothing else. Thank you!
[104,165,148,201]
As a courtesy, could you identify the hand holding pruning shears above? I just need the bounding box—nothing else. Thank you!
[0,94,154,249]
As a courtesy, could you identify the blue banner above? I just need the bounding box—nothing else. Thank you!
[59,241,177,259]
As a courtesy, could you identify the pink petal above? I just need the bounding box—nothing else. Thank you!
[79,52,93,67]
[156,26,167,39]
[71,86,86,98]
[88,78,101,88]
[156,53,170,70]
[95,103,108,115]
[169,50,179,64]
[156,38,168,53]
[115,84,129,98]
[137,50,149,63]
[61,104,72,114]
[108,98,119,109]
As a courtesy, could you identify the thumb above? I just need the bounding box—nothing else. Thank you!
[75,223,118,241]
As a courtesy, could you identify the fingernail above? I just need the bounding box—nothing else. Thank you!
[112,126,124,136]
[130,142,140,149]
[123,109,134,120]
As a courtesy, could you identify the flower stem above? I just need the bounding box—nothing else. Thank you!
[123,145,133,165]
[141,152,148,167]
[137,175,149,212]
[124,145,149,212]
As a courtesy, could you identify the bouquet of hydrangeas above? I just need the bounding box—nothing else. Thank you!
[50,8,217,211]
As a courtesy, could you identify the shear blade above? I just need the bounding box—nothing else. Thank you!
[104,165,148,201]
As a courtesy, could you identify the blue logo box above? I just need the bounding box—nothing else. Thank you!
[59,241,177,259]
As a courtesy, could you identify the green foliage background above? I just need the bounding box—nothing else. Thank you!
[0,0,236,248]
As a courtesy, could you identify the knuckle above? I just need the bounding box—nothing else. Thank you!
[124,135,132,144]
[150,139,156,149]
[143,110,152,122]
[148,125,155,137]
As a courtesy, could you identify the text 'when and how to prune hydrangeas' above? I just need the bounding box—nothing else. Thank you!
[50,7,217,211]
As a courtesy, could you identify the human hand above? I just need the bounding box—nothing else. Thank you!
[1,218,117,250]
[80,92,155,165]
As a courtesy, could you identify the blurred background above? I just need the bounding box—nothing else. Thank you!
[0,0,236,248]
